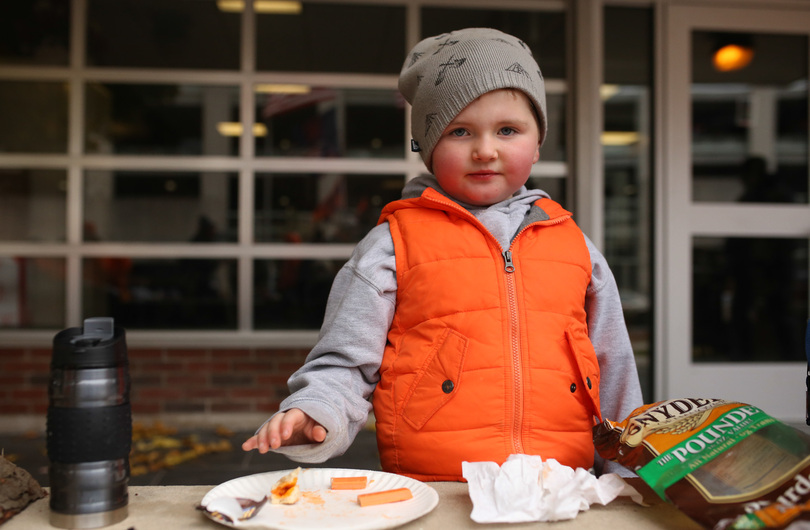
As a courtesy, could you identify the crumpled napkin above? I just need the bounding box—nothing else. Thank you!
[462,454,642,523]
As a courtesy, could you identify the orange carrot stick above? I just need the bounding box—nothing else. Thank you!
[331,476,368,490]
[357,487,412,507]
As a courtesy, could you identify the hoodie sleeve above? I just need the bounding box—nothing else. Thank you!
[263,222,397,463]
[584,236,645,476]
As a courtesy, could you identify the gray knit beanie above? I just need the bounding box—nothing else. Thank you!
[399,27,547,169]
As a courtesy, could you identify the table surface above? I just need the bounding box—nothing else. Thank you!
[5,479,702,529]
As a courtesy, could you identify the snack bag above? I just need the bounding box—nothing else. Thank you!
[593,398,810,529]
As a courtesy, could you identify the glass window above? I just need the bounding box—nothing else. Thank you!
[604,6,654,400]
[254,173,405,243]
[254,258,346,329]
[0,169,67,242]
[541,93,566,163]
[256,3,405,74]
[526,177,567,209]
[691,31,808,203]
[0,257,65,329]
[83,257,238,330]
[255,87,405,158]
[0,81,68,153]
[692,236,808,362]
[84,170,238,243]
[86,0,241,69]
[85,83,240,156]
[421,7,566,79]
[0,0,70,66]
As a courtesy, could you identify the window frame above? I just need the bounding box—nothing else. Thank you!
[0,0,569,347]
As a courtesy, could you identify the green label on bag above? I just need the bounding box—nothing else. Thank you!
[637,405,777,498]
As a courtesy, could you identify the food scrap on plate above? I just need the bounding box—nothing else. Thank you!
[270,467,301,505]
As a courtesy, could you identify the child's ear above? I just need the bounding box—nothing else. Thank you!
[532,143,541,163]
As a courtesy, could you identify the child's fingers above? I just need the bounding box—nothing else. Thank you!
[241,435,258,452]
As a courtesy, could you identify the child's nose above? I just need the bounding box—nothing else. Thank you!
[472,136,497,161]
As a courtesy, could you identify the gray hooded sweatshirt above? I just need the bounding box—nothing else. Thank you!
[266,175,644,476]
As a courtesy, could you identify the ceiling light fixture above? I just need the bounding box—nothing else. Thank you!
[601,132,640,146]
[255,84,311,94]
[217,0,303,15]
[712,34,754,72]
[217,122,268,137]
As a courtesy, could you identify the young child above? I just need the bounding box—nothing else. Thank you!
[243,28,643,481]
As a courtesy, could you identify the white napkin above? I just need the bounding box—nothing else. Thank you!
[462,454,642,523]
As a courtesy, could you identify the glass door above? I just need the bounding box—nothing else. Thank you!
[661,4,810,420]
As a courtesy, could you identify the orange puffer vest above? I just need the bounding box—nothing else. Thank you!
[373,188,601,481]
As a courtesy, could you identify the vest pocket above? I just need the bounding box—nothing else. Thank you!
[400,328,468,431]
[564,324,602,421]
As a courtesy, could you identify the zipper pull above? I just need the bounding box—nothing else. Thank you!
[502,250,515,273]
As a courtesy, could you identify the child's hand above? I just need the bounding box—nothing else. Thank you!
[241,408,327,453]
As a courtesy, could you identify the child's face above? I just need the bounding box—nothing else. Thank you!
[431,89,541,207]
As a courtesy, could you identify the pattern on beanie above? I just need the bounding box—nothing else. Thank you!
[506,63,530,77]
[436,56,467,86]
[433,36,459,55]
[425,113,438,135]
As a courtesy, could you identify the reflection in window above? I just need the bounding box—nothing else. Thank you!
[0,169,67,242]
[691,31,808,203]
[83,258,237,330]
[0,0,70,66]
[86,0,240,69]
[256,3,405,74]
[692,236,808,363]
[254,259,346,330]
[604,6,653,400]
[85,83,240,156]
[254,173,404,243]
[0,257,65,329]
[255,88,405,158]
[541,93,566,163]
[526,177,566,209]
[84,171,238,243]
[0,81,68,153]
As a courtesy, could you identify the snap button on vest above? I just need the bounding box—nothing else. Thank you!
[442,380,454,394]
[570,383,576,393]
[586,377,592,389]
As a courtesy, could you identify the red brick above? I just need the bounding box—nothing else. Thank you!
[166,375,208,387]
[0,404,32,414]
[129,349,162,360]
[28,348,52,359]
[211,374,253,386]
[137,362,185,373]
[164,349,209,360]
[230,388,275,399]
[232,361,275,372]
[131,403,161,414]
[187,388,227,399]
[0,361,49,372]
[186,362,230,372]
[134,388,183,401]
[12,389,47,400]
[214,349,253,359]
[211,402,255,413]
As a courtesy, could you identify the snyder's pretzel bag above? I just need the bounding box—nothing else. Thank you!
[593,398,810,529]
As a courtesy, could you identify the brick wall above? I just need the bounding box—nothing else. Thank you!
[0,346,308,420]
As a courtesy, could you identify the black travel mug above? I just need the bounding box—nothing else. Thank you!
[47,317,131,529]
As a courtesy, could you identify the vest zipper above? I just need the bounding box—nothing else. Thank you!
[418,191,574,457]
[502,249,524,455]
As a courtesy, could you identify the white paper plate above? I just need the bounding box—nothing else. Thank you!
[200,468,439,530]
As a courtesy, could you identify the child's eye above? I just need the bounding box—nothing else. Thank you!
[449,128,468,137]
[499,127,517,136]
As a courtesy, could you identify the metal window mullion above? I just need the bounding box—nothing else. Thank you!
[238,0,257,332]
[65,0,88,327]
